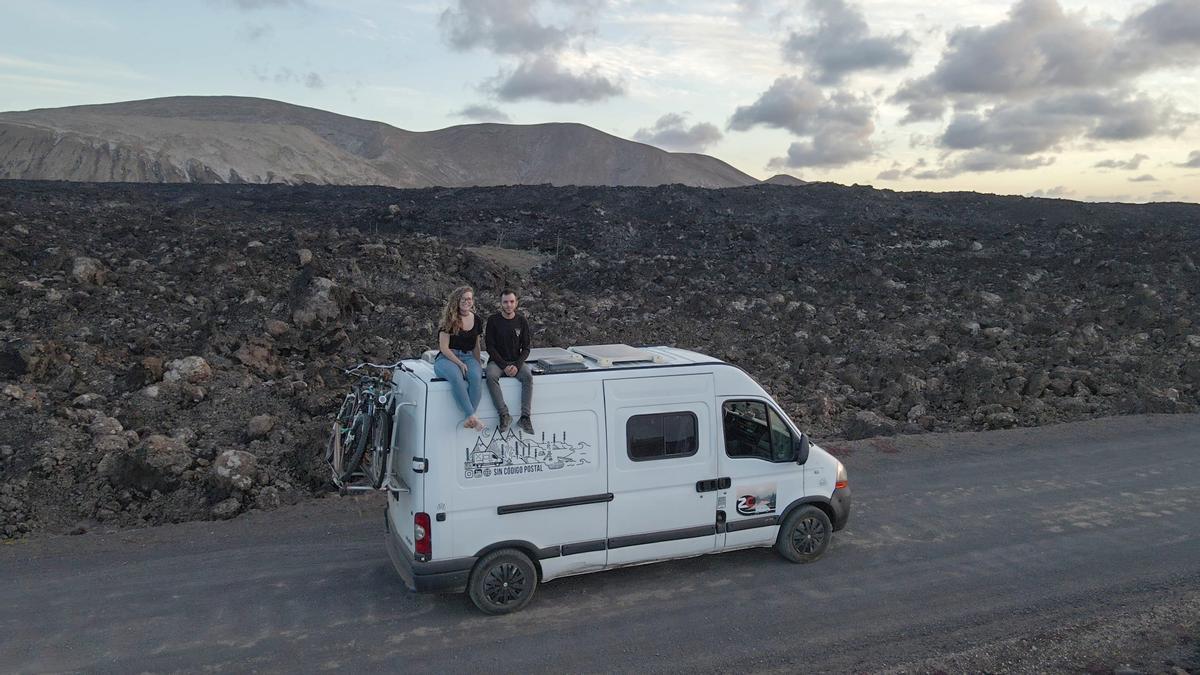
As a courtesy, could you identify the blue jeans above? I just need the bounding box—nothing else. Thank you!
[434,351,482,419]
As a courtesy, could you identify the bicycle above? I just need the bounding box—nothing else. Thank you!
[325,360,408,490]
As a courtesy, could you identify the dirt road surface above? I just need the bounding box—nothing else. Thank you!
[2,414,1197,673]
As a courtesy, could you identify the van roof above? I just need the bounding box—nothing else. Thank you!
[401,344,724,383]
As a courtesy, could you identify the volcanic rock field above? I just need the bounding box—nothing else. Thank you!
[1,180,1197,538]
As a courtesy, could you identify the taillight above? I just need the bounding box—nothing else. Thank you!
[414,512,431,557]
[835,462,848,490]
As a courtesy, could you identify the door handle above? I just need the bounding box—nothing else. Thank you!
[696,477,731,493]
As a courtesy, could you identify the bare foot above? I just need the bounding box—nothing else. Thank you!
[466,416,480,430]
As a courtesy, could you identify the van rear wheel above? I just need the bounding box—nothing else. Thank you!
[468,549,538,615]
[776,505,832,563]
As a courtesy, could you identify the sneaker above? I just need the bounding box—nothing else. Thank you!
[518,415,534,435]
[498,413,512,433]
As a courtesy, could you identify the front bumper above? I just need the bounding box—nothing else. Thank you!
[385,507,475,593]
[829,485,851,531]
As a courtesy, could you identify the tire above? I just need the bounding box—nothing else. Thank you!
[362,410,391,489]
[325,393,358,465]
[338,413,372,483]
[468,549,538,615]
[326,421,342,474]
[775,505,833,563]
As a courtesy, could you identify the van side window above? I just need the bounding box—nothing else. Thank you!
[627,412,699,461]
[723,401,794,462]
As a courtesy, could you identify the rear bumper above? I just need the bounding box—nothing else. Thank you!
[830,485,851,531]
[385,507,474,593]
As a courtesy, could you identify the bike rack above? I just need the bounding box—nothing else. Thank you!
[326,419,382,494]
[326,362,417,495]
[331,464,410,495]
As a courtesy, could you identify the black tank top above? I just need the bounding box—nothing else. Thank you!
[441,314,481,351]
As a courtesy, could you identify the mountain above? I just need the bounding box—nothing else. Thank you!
[0,96,759,188]
[763,173,806,185]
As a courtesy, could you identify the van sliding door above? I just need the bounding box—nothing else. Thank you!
[604,374,718,565]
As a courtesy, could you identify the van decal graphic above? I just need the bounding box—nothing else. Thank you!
[463,427,591,479]
[735,485,777,516]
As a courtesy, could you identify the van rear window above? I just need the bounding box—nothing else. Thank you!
[626,412,698,461]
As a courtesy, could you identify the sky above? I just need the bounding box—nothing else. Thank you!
[2,0,1199,203]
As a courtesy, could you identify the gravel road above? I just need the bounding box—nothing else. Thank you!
[2,414,1197,673]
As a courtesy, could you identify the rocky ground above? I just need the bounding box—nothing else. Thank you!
[1,180,1197,538]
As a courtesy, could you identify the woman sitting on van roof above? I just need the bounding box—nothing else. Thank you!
[434,285,485,430]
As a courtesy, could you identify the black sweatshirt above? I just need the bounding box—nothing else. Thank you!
[485,312,531,369]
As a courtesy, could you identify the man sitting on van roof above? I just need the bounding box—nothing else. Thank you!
[485,289,534,434]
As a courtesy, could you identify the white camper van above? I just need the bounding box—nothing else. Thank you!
[381,344,850,614]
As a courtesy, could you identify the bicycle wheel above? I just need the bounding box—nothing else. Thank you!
[362,409,392,489]
[338,413,372,483]
[325,393,357,465]
[326,421,343,479]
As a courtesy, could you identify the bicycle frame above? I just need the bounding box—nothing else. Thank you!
[327,360,413,491]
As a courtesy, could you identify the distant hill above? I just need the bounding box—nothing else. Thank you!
[0,96,759,189]
[763,174,806,185]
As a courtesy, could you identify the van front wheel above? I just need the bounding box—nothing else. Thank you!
[776,505,832,563]
[468,549,538,615]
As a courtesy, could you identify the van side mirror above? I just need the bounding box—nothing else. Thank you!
[794,433,810,465]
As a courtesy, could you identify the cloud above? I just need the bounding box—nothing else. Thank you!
[877,159,933,180]
[892,79,947,124]
[1094,153,1149,170]
[1120,0,1200,65]
[221,0,307,9]
[439,0,573,56]
[452,104,512,123]
[252,66,325,89]
[1178,149,1200,167]
[486,54,622,103]
[912,151,1055,179]
[892,0,1200,122]
[633,113,722,152]
[938,91,1187,156]
[729,75,875,168]
[303,72,324,89]
[736,0,765,21]
[727,76,866,136]
[891,2,1200,178]
[896,0,1118,110]
[440,1,621,105]
[782,0,915,84]
[239,22,272,41]
[1027,186,1075,197]
[767,134,873,169]
[1128,173,1158,181]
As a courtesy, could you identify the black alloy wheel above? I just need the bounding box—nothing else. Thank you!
[468,549,538,614]
[775,505,833,563]
[484,562,528,604]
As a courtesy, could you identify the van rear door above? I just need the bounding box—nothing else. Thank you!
[386,368,425,555]
[604,374,718,565]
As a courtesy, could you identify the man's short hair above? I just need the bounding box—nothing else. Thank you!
[500,289,518,299]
